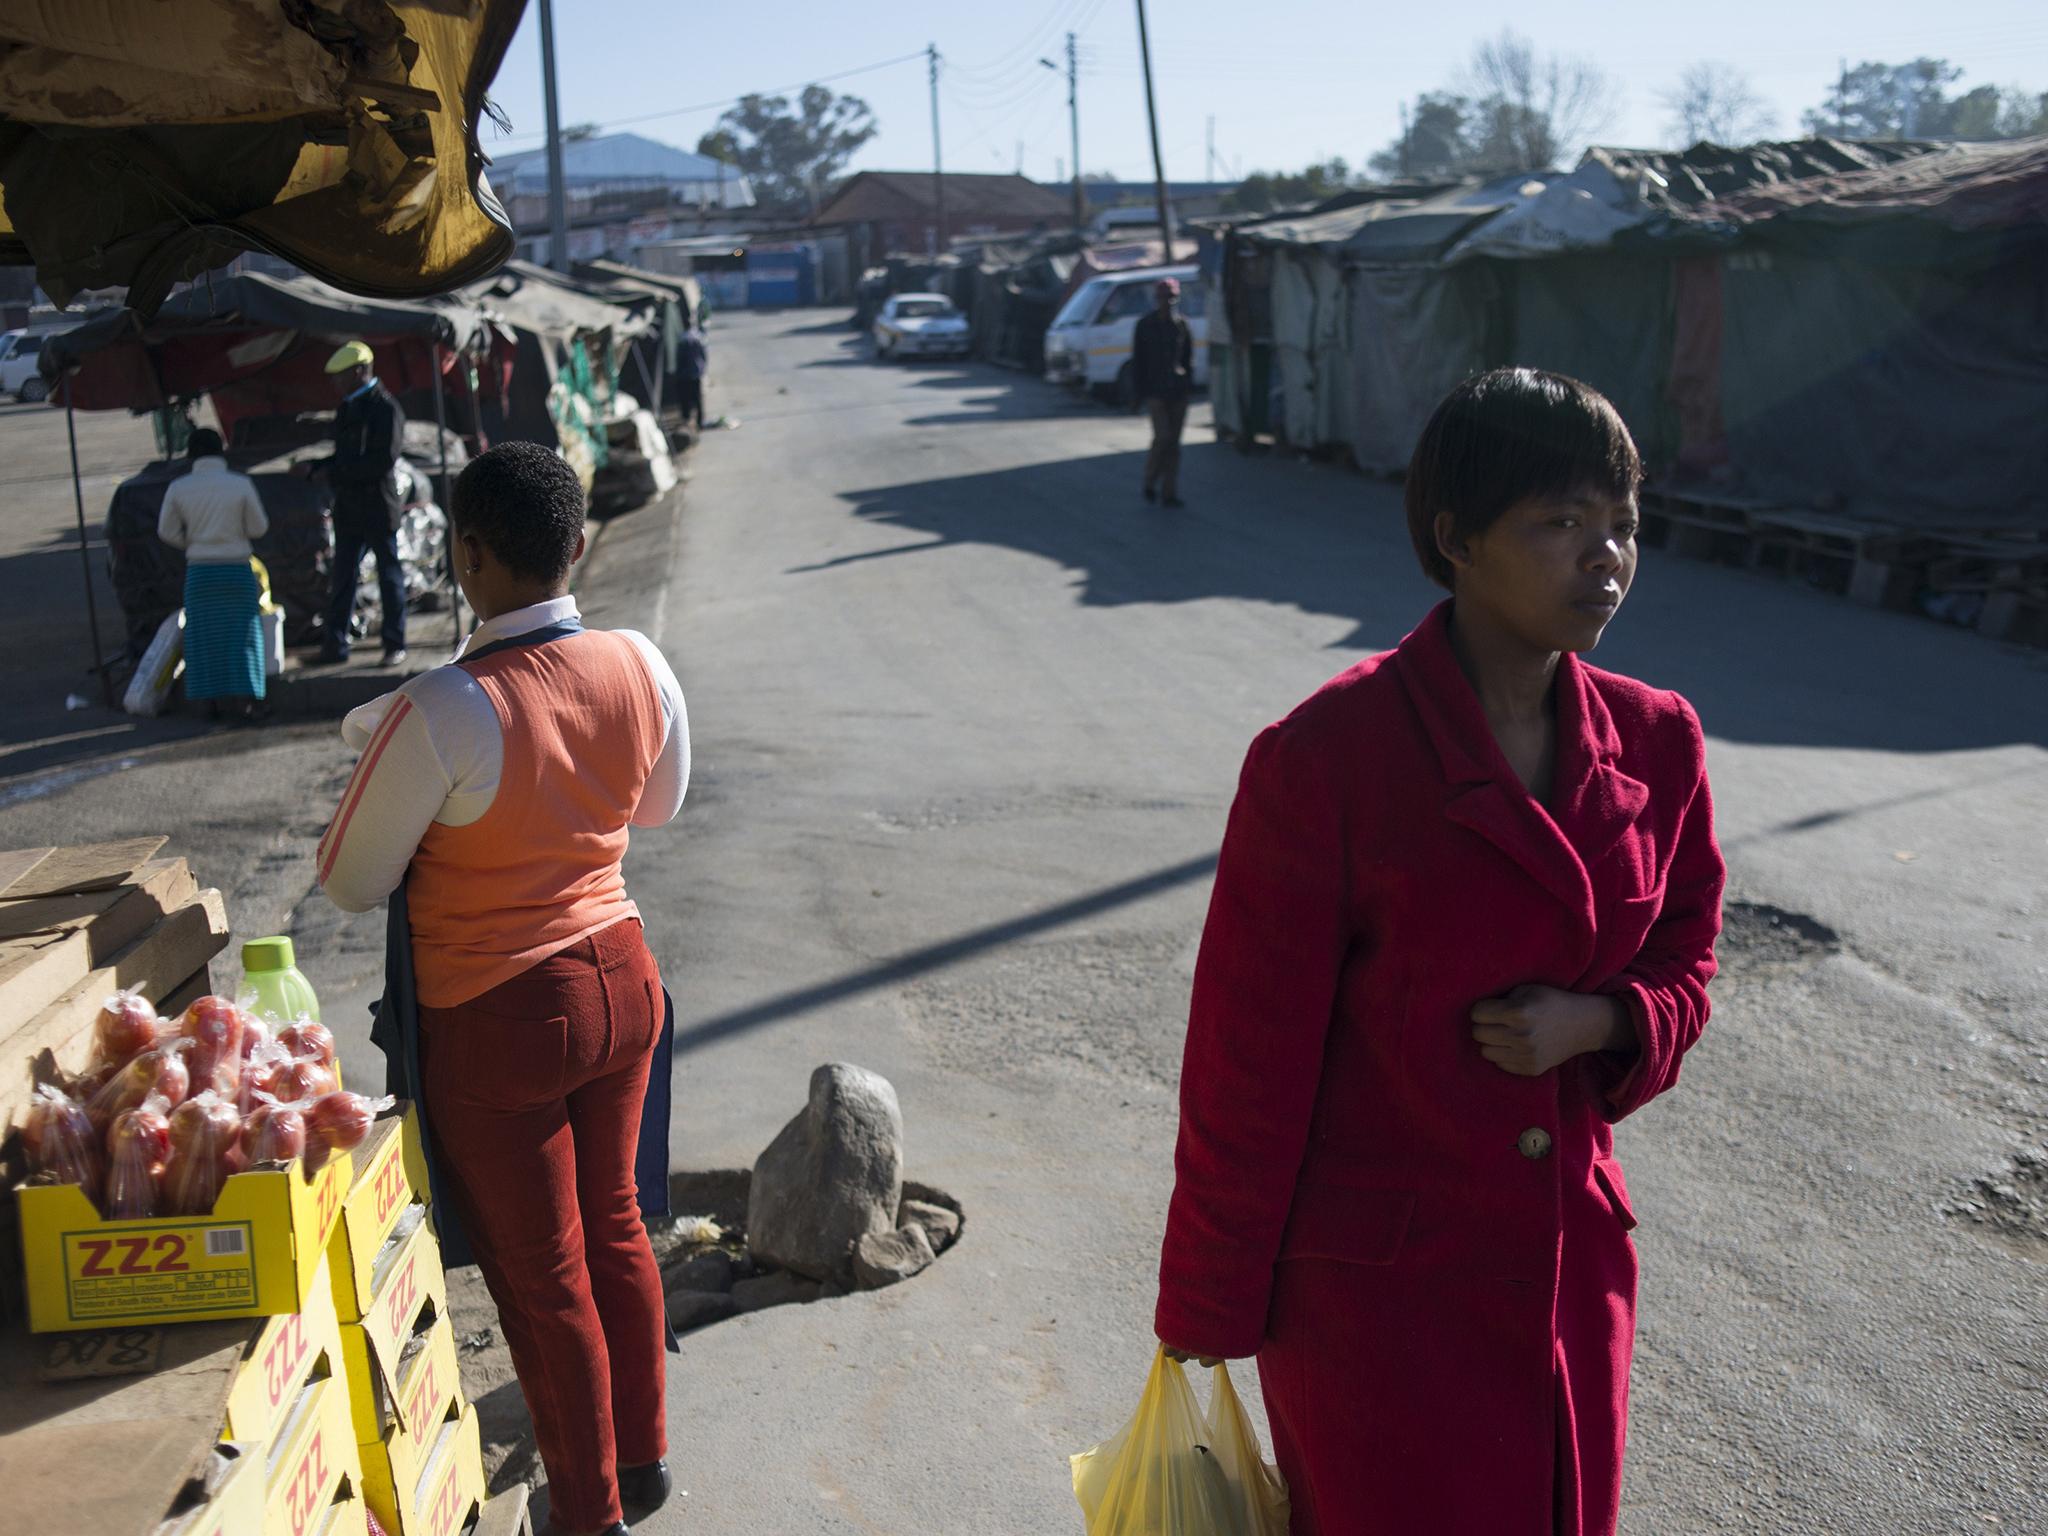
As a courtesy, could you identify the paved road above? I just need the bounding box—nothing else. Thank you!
[5,309,2044,1533]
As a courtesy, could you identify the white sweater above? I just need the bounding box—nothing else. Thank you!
[158,458,268,564]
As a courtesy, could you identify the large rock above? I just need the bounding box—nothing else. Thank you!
[666,1289,737,1332]
[730,1270,822,1313]
[747,1063,904,1284]
[853,1225,935,1290]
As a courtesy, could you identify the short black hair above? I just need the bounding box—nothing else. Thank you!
[1405,368,1642,591]
[187,427,223,458]
[451,441,586,583]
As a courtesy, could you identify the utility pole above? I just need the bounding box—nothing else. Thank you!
[1206,115,1216,183]
[1042,33,1084,233]
[927,43,945,255]
[1133,0,1174,250]
[538,0,569,271]
[1399,100,1411,178]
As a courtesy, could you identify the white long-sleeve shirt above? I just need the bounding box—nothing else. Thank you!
[158,457,269,563]
[319,596,688,913]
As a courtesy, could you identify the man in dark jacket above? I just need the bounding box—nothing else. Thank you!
[305,340,408,665]
[675,321,708,435]
[1131,278,1195,507]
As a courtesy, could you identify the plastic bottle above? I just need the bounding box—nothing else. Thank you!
[238,936,321,1026]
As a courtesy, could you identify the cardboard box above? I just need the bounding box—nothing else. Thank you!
[361,1402,484,1536]
[157,1439,266,1536]
[264,1373,364,1536]
[327,1107,430,1309]
[331,1195,445,1333]
[339,1283,460,1446]
[222,1252,344,1452]
[17,1148,352,1333]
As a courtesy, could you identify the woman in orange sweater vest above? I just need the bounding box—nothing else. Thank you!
[320,443,689,1536]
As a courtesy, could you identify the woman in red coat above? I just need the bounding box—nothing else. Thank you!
[1155,369,1724,1536]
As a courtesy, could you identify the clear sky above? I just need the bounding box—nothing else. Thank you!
[485,1,2048,183]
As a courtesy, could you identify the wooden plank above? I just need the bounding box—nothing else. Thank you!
[0,891,231,1138]
[0,862,198,1029]
[473,1486,535,1536]
[0,860,190,945]
[0,848,54,896]
[0,1311,253,1536]
[0,838,167,900]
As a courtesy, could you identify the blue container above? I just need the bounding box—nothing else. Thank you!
[745,243,815,308]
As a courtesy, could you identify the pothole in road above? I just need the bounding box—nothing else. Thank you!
[648,1169,966,1334]
[1945,1149,2048,1256]
[1718,900,1843,972]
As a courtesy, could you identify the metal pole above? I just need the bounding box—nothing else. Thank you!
[429,347,462,641]
[1134,0,1174,251]
[539,0,570,271]
[1067,32,1084,233]
[927,43,945,255]
[64,380,115,706]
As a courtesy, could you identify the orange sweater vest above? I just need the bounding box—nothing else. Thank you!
[408,629,665,1008]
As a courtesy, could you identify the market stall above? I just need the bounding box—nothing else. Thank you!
[40,272,504,679]
[0,837,531,1536]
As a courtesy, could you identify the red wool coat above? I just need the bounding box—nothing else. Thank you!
[1156,602,1724,1536]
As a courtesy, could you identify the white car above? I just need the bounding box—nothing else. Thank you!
[1043,265,1208,407]
[0,329,53,401]
[873,294,971,362]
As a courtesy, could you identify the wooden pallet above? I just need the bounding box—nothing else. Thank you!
[1640,488,1939,609]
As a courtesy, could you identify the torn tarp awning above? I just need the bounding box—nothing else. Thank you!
[0,0,526,314]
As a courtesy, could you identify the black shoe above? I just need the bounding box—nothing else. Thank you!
[539,1523,628,1536]
[618,1459,672,1522]
[1163,495,1186,508]
[1142,485,1157,504]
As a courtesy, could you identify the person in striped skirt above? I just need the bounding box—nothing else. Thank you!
[157,428,269,721]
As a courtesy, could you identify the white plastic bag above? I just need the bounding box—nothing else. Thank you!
[123,609,184,716]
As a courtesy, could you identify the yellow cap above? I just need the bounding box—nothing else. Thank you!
[324,339,374,373]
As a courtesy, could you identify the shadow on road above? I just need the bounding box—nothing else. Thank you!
[816,450,2048,754]
[674,852,1219,1055]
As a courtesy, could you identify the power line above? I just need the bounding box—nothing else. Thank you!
[488,49,928,147]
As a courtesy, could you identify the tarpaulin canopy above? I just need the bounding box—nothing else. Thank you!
[1448,138,1944,262]
[0,0,525,314]
[39,269,492,433]
[466,260,647,343]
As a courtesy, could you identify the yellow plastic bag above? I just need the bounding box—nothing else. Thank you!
[1204,1362,1290,1536]
[1071,1347,1248,1535]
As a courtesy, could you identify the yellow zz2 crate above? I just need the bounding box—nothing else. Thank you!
[265,1372,365,1536]
[17,1149,352,1333]
[328,1106,431,1312]
[222,1253,344,1452]
[309,1485,372,1536]
[340,1278,460,1447]
[362,1402,485,1536]
[157,1440,266,1536]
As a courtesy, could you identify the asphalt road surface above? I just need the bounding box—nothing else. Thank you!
[4,309,2044,1534]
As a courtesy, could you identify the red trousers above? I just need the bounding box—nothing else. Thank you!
[420,918,668,1533]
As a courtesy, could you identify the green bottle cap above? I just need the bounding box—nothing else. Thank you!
[241,936,296,973]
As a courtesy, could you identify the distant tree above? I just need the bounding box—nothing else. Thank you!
[1370,31,1617,180]
[1660,63,1777,146]
[697,86,878,212]
[1222,157,1356,214]
[1802,59,2047,141]
[563,122,601,143]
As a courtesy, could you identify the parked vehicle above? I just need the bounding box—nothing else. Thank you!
[0,329,54,401]
[1043,266,1209,408]
[873,293,972,361]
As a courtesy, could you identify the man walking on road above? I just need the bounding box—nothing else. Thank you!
[303,340,408,667]
[676,317,709,436]
[1133,277,1195,508]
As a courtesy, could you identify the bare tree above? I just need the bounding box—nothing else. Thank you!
[1462,31,1617,172]
[1662,63,1777,146]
